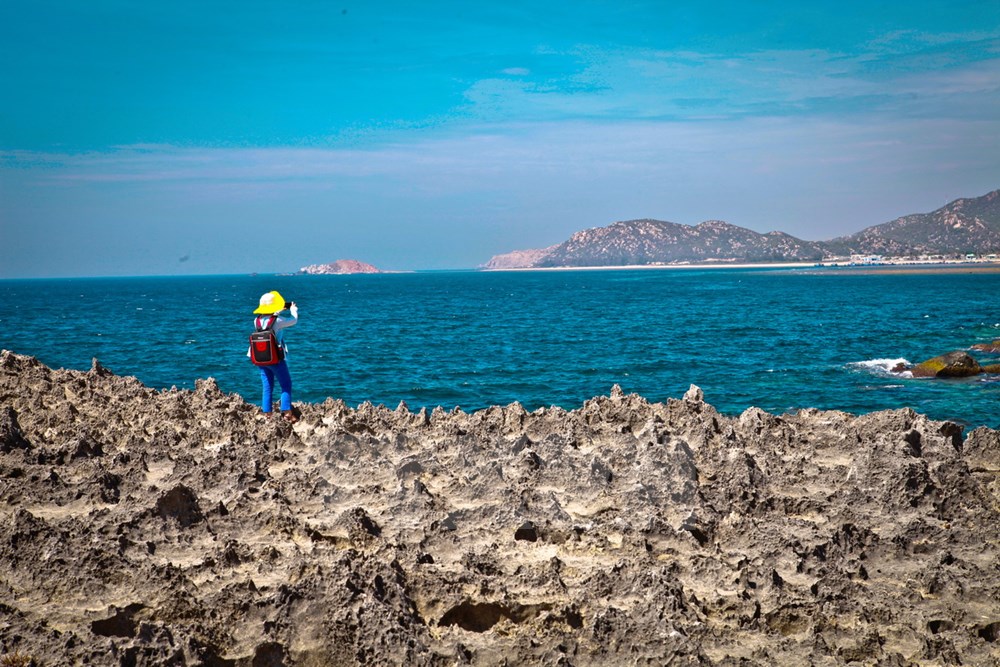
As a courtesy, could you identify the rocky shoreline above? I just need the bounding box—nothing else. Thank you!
[2,350,999,666]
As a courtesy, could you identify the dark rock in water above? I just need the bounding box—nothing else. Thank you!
[911,350,982,378]
[971,339,1000,353]
[1,351,999,666]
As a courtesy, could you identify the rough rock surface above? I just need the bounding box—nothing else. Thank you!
[910,351,982,378]
[2,351,1000,666]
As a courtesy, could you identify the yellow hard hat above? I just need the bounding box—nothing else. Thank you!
[253,290,286,314]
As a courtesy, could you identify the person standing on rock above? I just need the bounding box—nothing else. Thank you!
[249,291,299,423]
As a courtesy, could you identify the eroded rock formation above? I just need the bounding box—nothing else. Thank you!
[1,350,999,665]
[910,350,983,378]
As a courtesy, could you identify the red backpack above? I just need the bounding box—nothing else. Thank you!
[249,316,284,366]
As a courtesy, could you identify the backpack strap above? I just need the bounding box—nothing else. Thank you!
[255,315,277,331]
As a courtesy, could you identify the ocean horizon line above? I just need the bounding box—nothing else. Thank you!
[8,257,1000,281]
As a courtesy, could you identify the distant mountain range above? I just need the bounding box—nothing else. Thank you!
[484,189,1000,269]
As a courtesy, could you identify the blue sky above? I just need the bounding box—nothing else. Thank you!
[2,1,999,277]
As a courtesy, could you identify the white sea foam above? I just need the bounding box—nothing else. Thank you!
[850,358,912,378]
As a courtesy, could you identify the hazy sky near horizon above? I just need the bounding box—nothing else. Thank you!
[2,1,999,277]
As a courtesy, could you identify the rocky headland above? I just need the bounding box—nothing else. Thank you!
[482,245,559,270]
[2,350,1000,666]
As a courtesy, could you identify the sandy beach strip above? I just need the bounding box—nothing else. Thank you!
[804,261,1000,275]
[485,261,818,272]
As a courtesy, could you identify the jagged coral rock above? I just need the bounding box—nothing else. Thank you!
[0,351,999,665]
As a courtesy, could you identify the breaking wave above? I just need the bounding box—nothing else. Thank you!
[850,358,913,378]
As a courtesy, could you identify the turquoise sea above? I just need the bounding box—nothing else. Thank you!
[3,269,998,429]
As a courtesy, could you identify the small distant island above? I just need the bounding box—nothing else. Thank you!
[299,259,383,275]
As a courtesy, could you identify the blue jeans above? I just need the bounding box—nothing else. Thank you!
[260,361,292,412]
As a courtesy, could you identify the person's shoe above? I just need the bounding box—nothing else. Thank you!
[282,410,299,424]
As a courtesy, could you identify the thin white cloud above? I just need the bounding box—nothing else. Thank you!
[6,113,998,227]
[456,35,1000,124]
